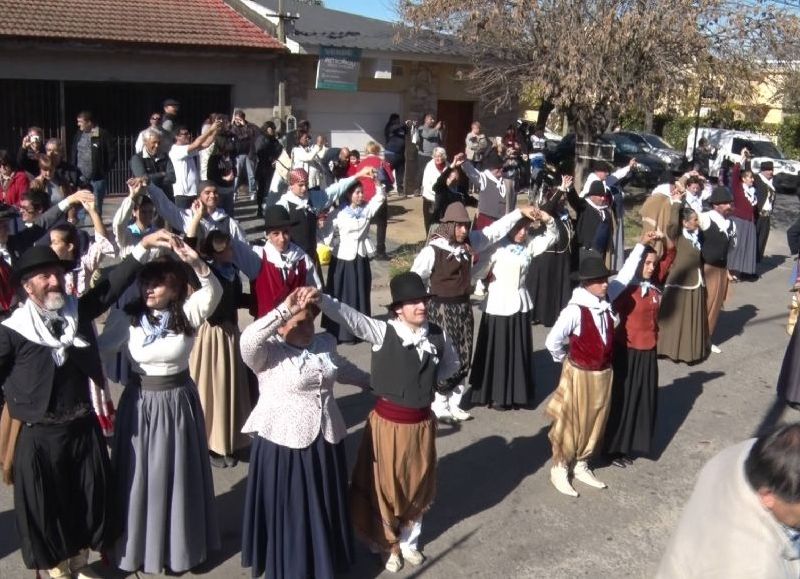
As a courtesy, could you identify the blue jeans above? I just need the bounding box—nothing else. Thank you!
[384,150,405,192]
[236,155,257,196]
[90,179,107,217]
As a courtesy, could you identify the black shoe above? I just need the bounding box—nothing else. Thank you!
[209,453,227,469]
[611,457,628,468]
[374,253,390,261]
[224,454,239,468]
[493,405,510,412]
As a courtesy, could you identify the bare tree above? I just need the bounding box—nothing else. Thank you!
[402,0,800,184]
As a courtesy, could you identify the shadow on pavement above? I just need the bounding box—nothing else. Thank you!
[713,303,758,346]
[651,371,720,460]
[192,477,248,575]
[421,427,551,546]
[758,253,788,276]
[0,509,19,559]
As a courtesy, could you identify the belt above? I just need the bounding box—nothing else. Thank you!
[129,369,191,391]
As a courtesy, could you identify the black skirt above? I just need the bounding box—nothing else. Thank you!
[604,346,658,456]
[322,255,371,344]
[527,250,572,327]
[469,310,536,407]
[14,414,113,569]
[778,321,800,404]
[241,434,354,579]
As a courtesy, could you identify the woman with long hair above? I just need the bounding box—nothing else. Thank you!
[99,236,222,574]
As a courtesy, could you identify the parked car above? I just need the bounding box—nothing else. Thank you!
[616,131,687,175]
[545,132,669,190]
[686,127,799,194]
[516,119,563,153]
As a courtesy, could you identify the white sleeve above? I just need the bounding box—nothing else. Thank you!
[112,197,135,254]
[305,254,323,288]
[240,303,291,374]
[526,218,558,257]
[410,245,436,285]
[321,176,358,209]
[319,294,387,346]
[697,211,713,231]
[607,166,631,188]
[421,162,439,195]
[608,243,645,302]
[363,192,386,220]
[545,304,580,362]
[182,271,223,328]
[470,209,523,253]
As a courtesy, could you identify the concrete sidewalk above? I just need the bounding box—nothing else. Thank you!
[1,191,799,578]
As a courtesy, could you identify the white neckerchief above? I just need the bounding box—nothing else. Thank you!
[0,244,11,266]
[637,280,661,298]
[743,185,757,206]
[429,237,470,260]
[568,286,617,339]
[264,241,305,271]
[482,170,507,198]
[388,319,438,360]
[2,296,89,366]
[683,228,701,250]
[706,210,735,238]
[281,191,310,211]
[585,197,609,221]
[759,172,774,190]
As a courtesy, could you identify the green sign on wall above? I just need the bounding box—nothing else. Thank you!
[316,46,361,91]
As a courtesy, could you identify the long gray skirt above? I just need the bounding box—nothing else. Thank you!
[727,216,757,275]
[111,379,220,573]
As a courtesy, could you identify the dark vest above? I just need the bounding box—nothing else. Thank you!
[700,220,729,268]
[576,206,612,254]
[430,246,471,300]
[568,306,614,370]
[370,323,445,409]
[285,201,318,258]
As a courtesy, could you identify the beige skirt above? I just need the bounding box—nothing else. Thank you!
[349,411,437,552]
[704,264,730,336]
[545,358,613,465]
[190,321,251,456]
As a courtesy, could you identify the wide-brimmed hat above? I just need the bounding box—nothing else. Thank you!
[163,98,180,107]
[707,185,733,205]
[384,272,433,308]
[571,253,616,281]
[441,202,470,224]
[12,246,72,285]
[585,179,607,198]
[760,160,774,172]
[483,151,504,171]
[590,159,614,173]
[263,205,299,232]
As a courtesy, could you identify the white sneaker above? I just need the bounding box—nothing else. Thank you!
[711,344,722,354]
[450,406,473,422]
[401,547,425,566]
[550,465,579,497]
[573,461,607,489]
[385,553,403,573]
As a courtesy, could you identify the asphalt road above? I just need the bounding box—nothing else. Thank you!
[1,192,799,578]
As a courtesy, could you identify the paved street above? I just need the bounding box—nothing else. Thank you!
[1,192,799,578]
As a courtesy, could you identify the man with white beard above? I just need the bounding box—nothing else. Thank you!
[0,230,171,578]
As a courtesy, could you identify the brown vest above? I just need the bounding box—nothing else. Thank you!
[430,246,471,300]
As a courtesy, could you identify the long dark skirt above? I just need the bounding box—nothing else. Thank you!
[322,255,371,344]
[527,250,572,327]
[604,347,658,456]
[242,434,354,579]
[727,217,758,275]
[14,414,112,569]
[778,320,800,404]
[756,213,771,263]
[427,298,474,388]
[469,310,536,407]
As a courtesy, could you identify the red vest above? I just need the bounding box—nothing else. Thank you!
[250,251,307,319]
[614,285,660,350]
[568,305,614,370]
[0,259,13,313]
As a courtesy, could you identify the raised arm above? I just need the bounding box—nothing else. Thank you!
[240,301,294,374]
[229,236,263,280]
[318,293,387,346]
[608,241,647,302]
[461,159,483,186]
[410,245,436,285]
[173,238,222,328]
[188,120,221,153]
[525,213,558,257]
[146,182,188,232]
[469,207,526,253]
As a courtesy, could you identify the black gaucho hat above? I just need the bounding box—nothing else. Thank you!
[385,272,433,308]
[12,246,72,285]
[590,159,614,173]
[571,252,616,281]
[760,160,774,172]
[707,185,733,205]
[263,205,299,232]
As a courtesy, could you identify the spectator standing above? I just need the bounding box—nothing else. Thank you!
[130,129,176,200]
[207,133,238,217]
[168,122,220,209]
[45,139,82,196]
[17,126,45,177]
[0,151,29,206]
[384,113,407,195]
[255,121,283,217]
[421,147,448,235]
[465,121,490,167]
[230,109,260,201]
[71,111,115,216]
[415,114,443,195]
[134,112,166,155]
[355,141,394,260]
[291,131,324,190]
[160,98,180,145]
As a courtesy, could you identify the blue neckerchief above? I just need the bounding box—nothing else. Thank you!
[128,223,155,240]
[342,203,366,219]
[507,243,526,256]
[140,309,172,346]
[213,262,237,282]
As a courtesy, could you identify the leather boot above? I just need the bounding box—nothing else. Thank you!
[550,464,578,497]
[574,460,607,489]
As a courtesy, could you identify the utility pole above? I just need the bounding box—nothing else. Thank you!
[277,0,286,128]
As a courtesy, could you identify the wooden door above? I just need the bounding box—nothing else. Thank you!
[436,99,476,158]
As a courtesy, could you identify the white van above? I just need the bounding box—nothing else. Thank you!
[686,127,800,194]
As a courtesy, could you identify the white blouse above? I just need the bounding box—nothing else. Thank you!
[240,303,369,449]
[322,192,385,260]
[479,218,558,316]
[98,271,222,376]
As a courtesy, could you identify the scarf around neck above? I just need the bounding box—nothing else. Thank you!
[140,308,172,346]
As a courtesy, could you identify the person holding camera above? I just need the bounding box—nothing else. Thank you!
[17,127,45,177]
[414,114,443,196]
[465,122,490,167]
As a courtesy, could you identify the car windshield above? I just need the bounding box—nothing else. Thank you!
[604,134,644,155]
[732,137,783,159]
[642,134,673,150]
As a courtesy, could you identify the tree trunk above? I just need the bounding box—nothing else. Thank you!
[536,99,555,130]
[644,110,654,133]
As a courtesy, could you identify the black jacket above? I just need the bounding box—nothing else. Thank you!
[70,127,116,181]
[754,176,775,213]
[130,151,176,195]
[8,202,68,264]
[0,253,143,422]
[432,167,476,224]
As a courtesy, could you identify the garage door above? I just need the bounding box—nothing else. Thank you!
[305,90,402,152]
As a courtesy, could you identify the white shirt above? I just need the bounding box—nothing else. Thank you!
[579,166,631,197]
[759,173,775,212]
[545,286,619,362]
[291,144,324,189]
[322,193,385,260]
[168,144,199,198]
[421,158,445,201]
